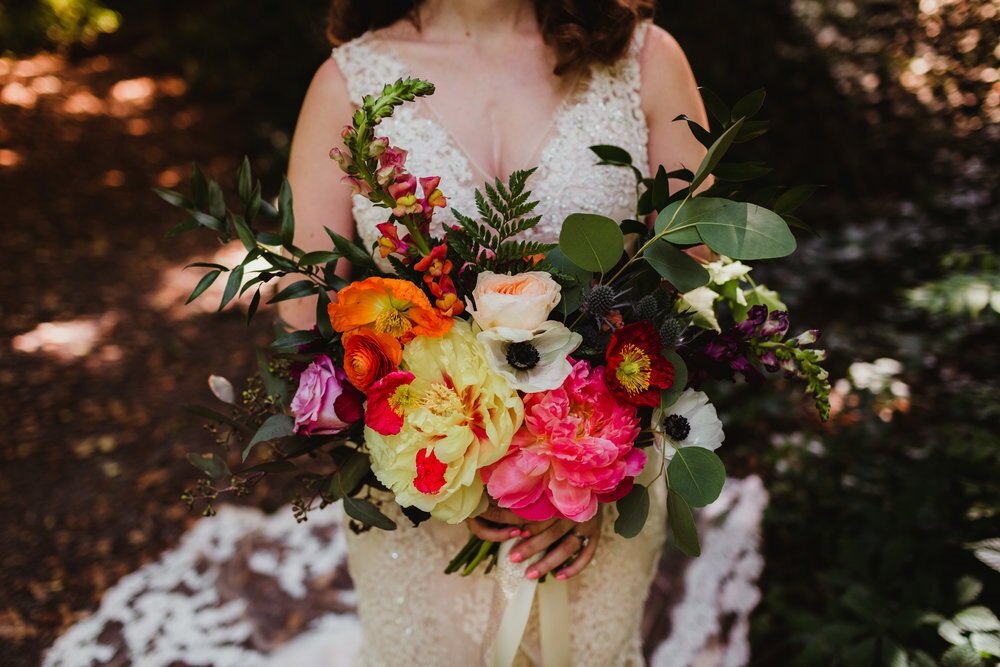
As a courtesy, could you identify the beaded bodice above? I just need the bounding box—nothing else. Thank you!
[331,23,650,268]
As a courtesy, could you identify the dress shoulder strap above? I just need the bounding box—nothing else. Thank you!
[330,32,407,106]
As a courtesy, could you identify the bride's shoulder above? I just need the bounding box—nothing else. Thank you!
[638,24,691,74]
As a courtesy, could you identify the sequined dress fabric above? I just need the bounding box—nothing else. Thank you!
[331,23,667,666]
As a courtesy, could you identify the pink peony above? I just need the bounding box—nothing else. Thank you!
[482,359,645,523]
[289,356,364,435]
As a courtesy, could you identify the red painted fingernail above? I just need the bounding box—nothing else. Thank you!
[556,571,568,581]
[509,552,523,563]
[509,528,521,538]
[525,569,539,579]
[521,530,532,538]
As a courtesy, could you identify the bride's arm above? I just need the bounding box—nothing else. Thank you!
[641,24,715,198]
[277,59,357,331]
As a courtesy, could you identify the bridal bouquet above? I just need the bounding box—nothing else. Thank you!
[163,78,829,570]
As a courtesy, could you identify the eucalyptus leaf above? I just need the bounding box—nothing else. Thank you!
[667,447,726,507]
[614,484,650,538]
[643,241,710,293]
[654,197,727,245]
[694,201,797,260]
[316,289,335,339]
[673,114,713,149]
[558,213,624,274]
[620,219,647,237]
[190,164,208,208]
[774,184,820,214]
[546,247,589,317]
[187,453,230,480]
[343,496,397,531]
[713,162,773,182]
[207,180,226,220]
[652,165,670,211]
[325,227,375,269]
[246,289,261,325]
[246,181,262,223]
[242,414,294,462]
[698,87,730,127]
[327,450,372,501]
[667,490,700,556]
[229,213,256,251]
[733,120,769,144]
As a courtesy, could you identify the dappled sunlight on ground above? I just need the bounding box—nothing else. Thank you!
[11,313,120,362]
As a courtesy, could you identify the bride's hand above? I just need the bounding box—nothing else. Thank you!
[509,514,602,582]
[465,504,529,542]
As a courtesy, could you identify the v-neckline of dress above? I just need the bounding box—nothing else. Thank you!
[365,34,588,185]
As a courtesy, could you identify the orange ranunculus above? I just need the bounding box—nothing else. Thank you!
[343,328,403,390]
[327,277,452,342]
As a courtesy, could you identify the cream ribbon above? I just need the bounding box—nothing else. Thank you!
[489,541,570,667]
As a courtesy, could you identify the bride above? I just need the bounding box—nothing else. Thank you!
[280,0,711,664]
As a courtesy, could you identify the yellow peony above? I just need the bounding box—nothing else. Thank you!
[364,319,524,524]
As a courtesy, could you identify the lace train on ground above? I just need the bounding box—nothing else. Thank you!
[42,477,767,667]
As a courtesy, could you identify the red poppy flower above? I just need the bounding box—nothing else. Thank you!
[604,321,674,407]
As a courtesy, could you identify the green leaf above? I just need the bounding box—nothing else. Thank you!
[246,289,261,325]
[672,114,713,149]
[343,496,397,531]
[299,250,340,266]
[558,213,624,274]
[187,453,230,480]
[327,450,372,500]
[154,187,191,208]
[230,213,256,251]
[637,188,654,217]
[659,351,688,409]
[270,329,320,350]
[713,162,773,182]
[691,117,744,190]
[941,644,982,667]
[315,289,335,339]
[614,484,650,538]
[237,156,252,203]
[733,120,769,144]
[589,144,632,165]
[278,177,294,246]
[241,460,298,474]
[218,264,244,311]
[546,247,589,317]
[643,241,711,293]
[620,219,647,237]
[731,88,766,120]
[695,201,797,260]
[166,218,200,238]
[268,279,318,304]
[652,165,670,211]
[654,197,726,245]
[207,179,226,220]
[186,270,221,304]
[325,227,374,269]
[667,490,700,556]
[699,87,730,127]
[246,181,262,223]
[242,414,294,462]
[190,163,208,208]
[668,447,726,507]
[774,184,820,214]
[190,210,225,234]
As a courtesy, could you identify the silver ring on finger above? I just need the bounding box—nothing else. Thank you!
[571,529,590,552]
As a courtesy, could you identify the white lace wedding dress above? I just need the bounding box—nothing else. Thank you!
[42,22,771,667]
[333,22,667,667]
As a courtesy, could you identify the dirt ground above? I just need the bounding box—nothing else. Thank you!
[0,51,280,665]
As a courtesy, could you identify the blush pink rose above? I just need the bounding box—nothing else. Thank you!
[482,359,645,523]
[289,356,364,435]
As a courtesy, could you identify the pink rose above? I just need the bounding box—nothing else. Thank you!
[289,356,364,435]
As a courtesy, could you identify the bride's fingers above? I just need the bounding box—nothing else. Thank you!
[508,519,569,564]
[555,530,599,581]
[478,505,527,527]
[525,530,591,580]
[467,517,522,542]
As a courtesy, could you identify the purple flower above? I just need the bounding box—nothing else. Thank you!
[289,356,364,435]
[758,310,790,338]
[737,305,769,335]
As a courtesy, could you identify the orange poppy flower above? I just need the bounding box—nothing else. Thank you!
[328,277,452,342]
[343,327,403,390]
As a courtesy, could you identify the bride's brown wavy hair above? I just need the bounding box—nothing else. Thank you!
[326,0,654,76]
